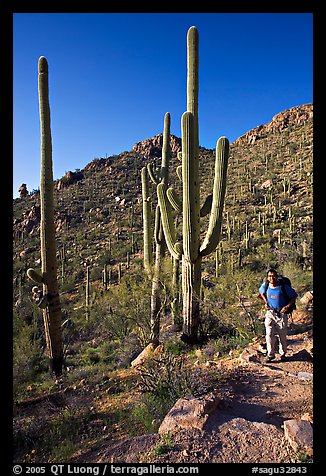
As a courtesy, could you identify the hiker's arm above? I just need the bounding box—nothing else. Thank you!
[281,295,296,314]
[262,296,270,309]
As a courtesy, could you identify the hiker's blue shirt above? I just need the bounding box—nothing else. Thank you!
[259,282,297,311]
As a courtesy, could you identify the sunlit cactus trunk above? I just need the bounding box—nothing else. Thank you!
[181,111,201,342]
[38,56,63,376]
[181,254,202,342]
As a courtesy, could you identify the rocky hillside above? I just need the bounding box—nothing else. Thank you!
[234,104,313,145]
[13,103,313,464]
[133,133,182,158]
[14,103,313,270]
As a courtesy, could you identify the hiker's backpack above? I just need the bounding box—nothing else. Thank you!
[262,275,297,313]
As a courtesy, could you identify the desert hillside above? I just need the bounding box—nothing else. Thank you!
[13,103,313,464]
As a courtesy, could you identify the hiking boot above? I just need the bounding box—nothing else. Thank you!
[265,356,275,363]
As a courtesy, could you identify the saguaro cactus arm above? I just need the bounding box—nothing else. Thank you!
[167,187,182,213]
[147,163,159,186]
[160,112,170,186]
[157,183,182,260]
[176,165,183,181]
[200,136,229,257]
[166,183,212,217]
[27,268,44,284]
[147,112,171,187]
[154,205,161,244]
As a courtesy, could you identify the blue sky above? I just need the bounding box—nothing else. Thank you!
[13,13,313,198]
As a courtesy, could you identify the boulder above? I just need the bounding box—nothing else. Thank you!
[283,419,313,456]
[300,291,313,306]
[291,309,312,326]
[239,346,262,365]
[130,343,156,367]
[261,179,273,189]
[158,393,221,434]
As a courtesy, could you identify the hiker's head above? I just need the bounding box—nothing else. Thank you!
[266,268,278,285]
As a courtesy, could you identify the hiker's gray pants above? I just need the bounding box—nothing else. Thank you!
[264,311,288,358]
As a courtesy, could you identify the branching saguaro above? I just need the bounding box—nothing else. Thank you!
[158,26,229,344]
[148,113,171,341]
[141,113,172,341]
[27,56,63,376]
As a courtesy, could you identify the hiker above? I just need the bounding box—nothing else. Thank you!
[259,268,297,363]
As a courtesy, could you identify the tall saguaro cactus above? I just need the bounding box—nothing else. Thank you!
[149,112,170,341]
[158,27,229,343]
[27,57,63,375]
[141,113,172,340]
[141,165,153,275]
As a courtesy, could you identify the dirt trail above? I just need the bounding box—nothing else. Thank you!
[72,326,313,464]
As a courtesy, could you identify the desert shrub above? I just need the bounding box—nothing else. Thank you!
[91,272,151,346]
[279,261,312,296]
[200,268,263,339]
[131,394,171,433]
[164,335,191,356]
[13,307,47,398]
[150,434,174,456]
[136,350,233,407]
[202,333,251,359]
[59,274,76,293]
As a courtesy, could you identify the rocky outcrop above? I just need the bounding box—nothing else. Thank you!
[18,183,28,198]
[235,104,313,145]
[133,134,181,158]
[56,170,84,190]
[13,205,72,237]
[84,157,112,172]
[13,205,41,236]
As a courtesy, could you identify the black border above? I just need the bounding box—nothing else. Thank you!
[4,2,320,473]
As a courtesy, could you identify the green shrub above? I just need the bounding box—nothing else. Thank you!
[151,434,174,456]
[132,394,171,433]
[13,308,47,398]
[91,272,151,345]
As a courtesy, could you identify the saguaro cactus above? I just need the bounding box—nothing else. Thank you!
[141,166,153,274]
[27,56,63,375]
[149,112,170,341]
[157,27,229,343]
